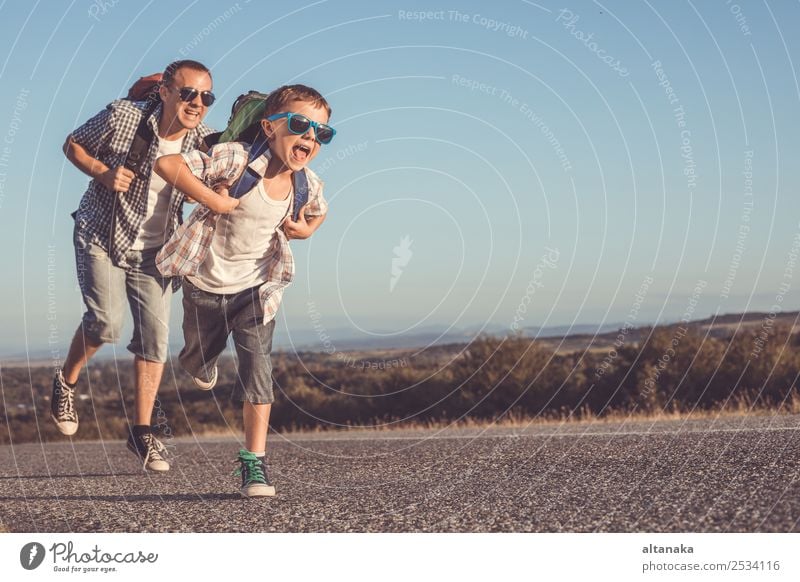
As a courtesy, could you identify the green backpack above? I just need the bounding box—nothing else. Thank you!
[204,90,268,148]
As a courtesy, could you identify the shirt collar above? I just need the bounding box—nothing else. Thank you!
[146,103,163,135]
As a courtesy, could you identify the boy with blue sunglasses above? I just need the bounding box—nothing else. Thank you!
[154,85,334,497]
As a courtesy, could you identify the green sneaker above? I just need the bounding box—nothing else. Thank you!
[234,449,276,498]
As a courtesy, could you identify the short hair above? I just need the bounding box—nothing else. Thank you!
[162,60,211,86]
[263,84,331,119]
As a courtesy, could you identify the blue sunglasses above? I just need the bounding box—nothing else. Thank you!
[266,112,336,144]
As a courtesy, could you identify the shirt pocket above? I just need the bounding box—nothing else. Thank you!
[107,123,135,156]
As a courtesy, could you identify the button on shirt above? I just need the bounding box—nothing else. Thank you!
[69,99,213,268]
[156,142,328,324]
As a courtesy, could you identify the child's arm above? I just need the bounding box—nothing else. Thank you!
[283,207,326,240]
[155,153,239,214]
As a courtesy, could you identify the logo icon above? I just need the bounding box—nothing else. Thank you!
[390,235,413,292]
[20,542,46,570]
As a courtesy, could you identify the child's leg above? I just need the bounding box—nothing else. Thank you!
[243,402,272,453]
[229,295,277,497]
[236,404,276,497]
[227,285,276,447]
[232,316,277,451]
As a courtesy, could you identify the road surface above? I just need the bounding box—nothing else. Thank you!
[1,415,798,532]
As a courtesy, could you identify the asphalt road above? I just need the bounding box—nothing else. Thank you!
[1,415,799,532]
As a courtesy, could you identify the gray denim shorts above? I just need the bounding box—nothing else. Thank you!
[74,226,172,362]
[179,278,276,404]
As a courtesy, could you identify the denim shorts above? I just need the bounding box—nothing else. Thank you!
[74,226,172,362]
[179,278,276,404]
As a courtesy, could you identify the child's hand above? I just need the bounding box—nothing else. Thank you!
[283,205,314,239]
[205,183,240,214]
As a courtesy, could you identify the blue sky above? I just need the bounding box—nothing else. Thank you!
[0,0,798,356]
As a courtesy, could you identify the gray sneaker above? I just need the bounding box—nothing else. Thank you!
[51,369,78,436]
[126,432,170,472]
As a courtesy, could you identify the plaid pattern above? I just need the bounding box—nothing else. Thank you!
[70,99,213,269]
[156,142,328,324]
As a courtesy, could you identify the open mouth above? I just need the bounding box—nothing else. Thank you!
[291,143,311,162]
[183,109,201,120]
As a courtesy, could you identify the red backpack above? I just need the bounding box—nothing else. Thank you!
[126,73,162,102]
[123,73,162,177]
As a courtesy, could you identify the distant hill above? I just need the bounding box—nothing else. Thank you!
[3,311,798,366]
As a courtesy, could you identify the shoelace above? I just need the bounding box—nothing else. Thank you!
[139,433,166,464]
[234,455,267,484]
[56,385,77,421]
[150,434,168,455]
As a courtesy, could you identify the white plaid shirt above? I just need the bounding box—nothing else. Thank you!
[156,142,328,324]
[70,99,213,268]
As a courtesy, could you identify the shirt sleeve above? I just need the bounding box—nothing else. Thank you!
[69,106,114,156]
[181,142,248,185]
[304,170,328,217]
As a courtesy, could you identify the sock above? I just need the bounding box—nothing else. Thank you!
[132,425,152,437]
[248,450,265,458]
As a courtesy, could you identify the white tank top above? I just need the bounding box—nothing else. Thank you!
[188,179,291,294]
[131,136,184,250]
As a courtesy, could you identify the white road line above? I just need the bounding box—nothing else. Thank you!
[4,425,797,449]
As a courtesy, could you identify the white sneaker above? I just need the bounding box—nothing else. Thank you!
[51,369,79,436]
[192,366,218,390]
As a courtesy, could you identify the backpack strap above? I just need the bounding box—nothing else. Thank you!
[292,167,309,221]
[228,137,309,221]
[228,137,269,198]
[124,100,160,178]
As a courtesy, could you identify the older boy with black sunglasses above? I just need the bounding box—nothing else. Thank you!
[154,85,333,497]
[53,60,217,472]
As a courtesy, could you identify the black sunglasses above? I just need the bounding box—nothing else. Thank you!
[172,85,215,107]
